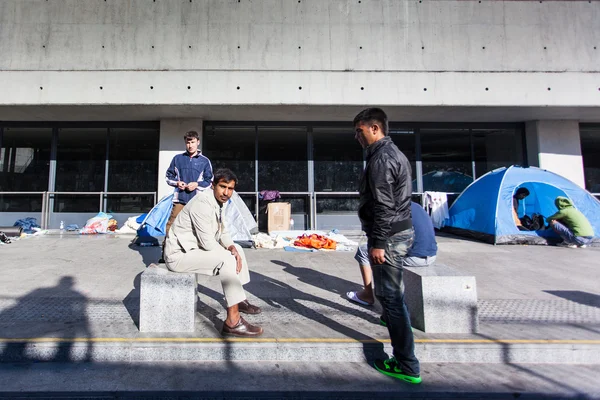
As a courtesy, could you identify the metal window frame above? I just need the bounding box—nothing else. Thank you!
[203,120,525,229]
[0,121,160,227]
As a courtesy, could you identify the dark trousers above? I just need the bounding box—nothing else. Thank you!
[371,228,420,376]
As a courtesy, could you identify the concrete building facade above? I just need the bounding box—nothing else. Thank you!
[0,0,599,230]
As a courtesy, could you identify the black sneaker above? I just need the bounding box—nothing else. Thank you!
[374,357,422,384]
[158,258,166,264]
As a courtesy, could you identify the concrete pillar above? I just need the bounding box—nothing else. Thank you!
[525,120,585,187]
[158,119,203,200]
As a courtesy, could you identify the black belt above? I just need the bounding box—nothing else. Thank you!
[390,218,412,235]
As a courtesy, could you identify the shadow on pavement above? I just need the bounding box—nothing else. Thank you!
[544,290,600,308]
[272,260,364,300]
[123,272,142,330]
[127,241,162,269]
[0,276,92,363]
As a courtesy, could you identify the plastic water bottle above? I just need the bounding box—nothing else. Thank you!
[59,221,64,231]
[289,218,295,230]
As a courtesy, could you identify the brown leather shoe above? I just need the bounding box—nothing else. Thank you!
[221,316,264,337]
[238,300,262,315]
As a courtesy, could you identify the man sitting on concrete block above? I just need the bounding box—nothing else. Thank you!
[164,168,263,337]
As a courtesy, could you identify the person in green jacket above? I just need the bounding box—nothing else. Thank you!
[547,196,595,248]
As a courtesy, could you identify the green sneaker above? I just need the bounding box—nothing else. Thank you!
[374,357,422,384]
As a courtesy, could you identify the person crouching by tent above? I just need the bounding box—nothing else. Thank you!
[547,196,594,248]
[513,188,530,231]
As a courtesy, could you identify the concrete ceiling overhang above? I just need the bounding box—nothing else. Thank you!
[0,105,599,123]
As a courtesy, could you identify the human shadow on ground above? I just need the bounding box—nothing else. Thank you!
[249,269,387,362]
[197,260,388,363]
[0,276,92,362]
[123,272,143,330]
[544,290,600,308]
[127,241,162,269]
[192,283,224,330]
[270,260,368,305]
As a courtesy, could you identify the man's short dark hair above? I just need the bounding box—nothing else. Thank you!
[353,107,389,136]
[184,130,200,141]
[214,168,238,185]
[515,187,530,198]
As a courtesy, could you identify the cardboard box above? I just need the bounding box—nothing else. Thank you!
[267,202,291,233]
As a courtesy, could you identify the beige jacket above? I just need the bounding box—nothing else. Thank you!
[165,189,234,261]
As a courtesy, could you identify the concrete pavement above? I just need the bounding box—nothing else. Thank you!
[0,232,599,397]
[0,361,598,399]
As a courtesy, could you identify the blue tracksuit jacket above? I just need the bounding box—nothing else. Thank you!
[165,151,213,204]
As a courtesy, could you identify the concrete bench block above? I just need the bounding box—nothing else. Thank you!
[404,264,478,334]
[139,264,197,333]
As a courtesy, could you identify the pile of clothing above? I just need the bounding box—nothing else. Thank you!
[1,218,49,243]
[13,217,40,234]
[252,232,288,249]
[115,215,143,234]
[293,234,336,250]
[251,230,357,251]
[80,212,117,234]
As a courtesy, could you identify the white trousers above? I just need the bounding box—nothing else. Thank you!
[166,244,249,307]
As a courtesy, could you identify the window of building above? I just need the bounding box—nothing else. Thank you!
[54,128,107,212]
[0,127,52,212]
[313,127,362,192]
[203,121,524,230]
[0,122,159,228]
[420,128,472,193]
[472,127,524,178]
[203,126,256,192]
[389,128,417,185]
[204,125,257,221]
[106,127,159,213]
[313,127,363,229]
[258,126,308,192]
[258,126,309,229]
[580,125,600,195]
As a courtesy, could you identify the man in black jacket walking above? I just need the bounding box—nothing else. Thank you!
[354,108,421,384]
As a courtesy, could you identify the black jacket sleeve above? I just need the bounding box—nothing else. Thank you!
[369,157,397,249]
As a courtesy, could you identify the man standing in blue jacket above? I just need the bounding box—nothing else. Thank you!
[160,130,213,262]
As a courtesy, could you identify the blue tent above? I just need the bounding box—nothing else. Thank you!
[445,166,600,244]
[136,194,174,244]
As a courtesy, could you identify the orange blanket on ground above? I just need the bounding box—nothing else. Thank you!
[293,234,337,250]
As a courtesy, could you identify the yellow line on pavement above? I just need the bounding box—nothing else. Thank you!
[0,338,599,344]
